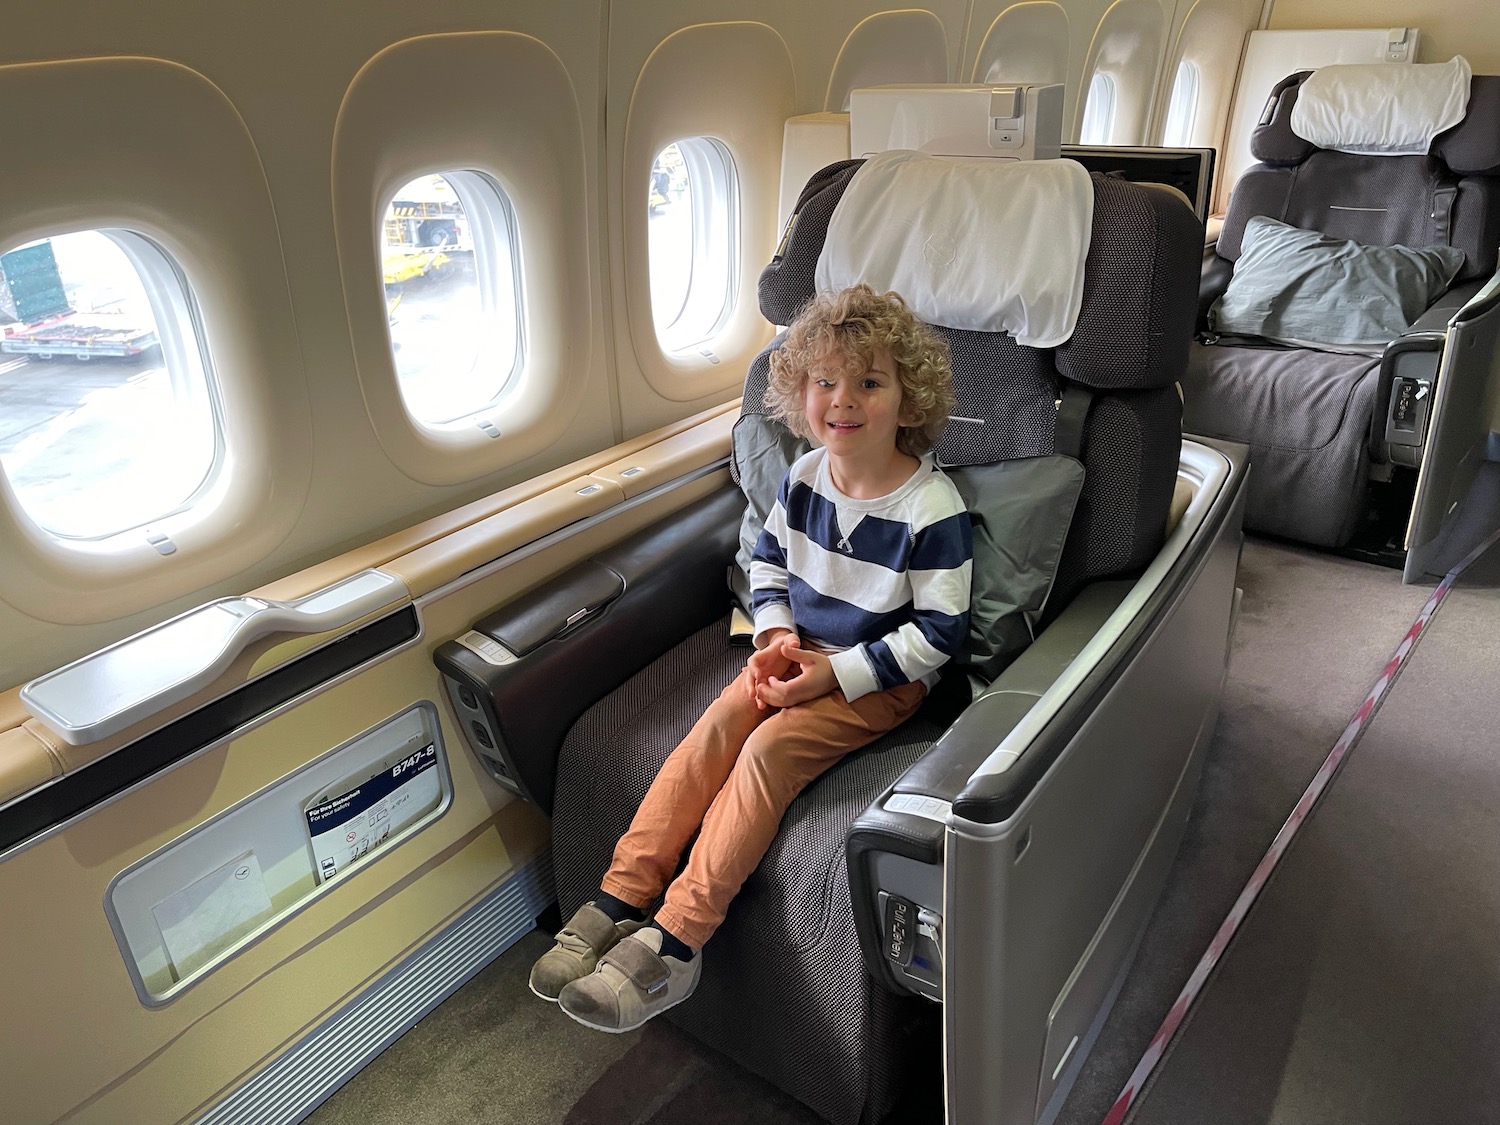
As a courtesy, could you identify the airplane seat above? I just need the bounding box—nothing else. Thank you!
[546,154,1205,1125]
[1187,66,1500,547]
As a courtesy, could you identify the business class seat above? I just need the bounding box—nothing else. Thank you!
[1186,65,1500,548]
[537,156,1211,1125]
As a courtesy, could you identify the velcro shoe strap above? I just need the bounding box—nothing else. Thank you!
[601,938,671,995]
[560,903,620,953]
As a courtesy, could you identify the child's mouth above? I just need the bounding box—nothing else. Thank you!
[827,421,862,430]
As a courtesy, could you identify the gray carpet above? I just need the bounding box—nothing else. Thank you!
[1122,571,1500,1124]
[1053,537,1435,1125]
[304,927,826,1125]
[309,536,1438,1125]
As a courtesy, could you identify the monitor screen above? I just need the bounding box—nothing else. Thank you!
[1061,146,1217,222]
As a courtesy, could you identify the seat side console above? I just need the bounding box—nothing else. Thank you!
[434,488,744,813]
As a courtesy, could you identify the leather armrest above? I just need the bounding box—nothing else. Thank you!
[1197,244,1232,333]
[1370,276,1491,462]
[434,487,745,813]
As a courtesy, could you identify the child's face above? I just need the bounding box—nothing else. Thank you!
[803,346,909,459]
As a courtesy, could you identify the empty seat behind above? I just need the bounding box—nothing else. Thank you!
[1187,67,1500,547]
[550,158,1200,1124]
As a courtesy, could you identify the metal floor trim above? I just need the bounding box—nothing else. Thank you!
[193,849,554,1125]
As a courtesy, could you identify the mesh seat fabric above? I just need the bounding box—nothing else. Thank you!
[1196,70,1500,546]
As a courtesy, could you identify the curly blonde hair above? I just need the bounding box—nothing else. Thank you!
[765,284,954,457]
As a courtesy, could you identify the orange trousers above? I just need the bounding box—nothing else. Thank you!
[599,667,926,950]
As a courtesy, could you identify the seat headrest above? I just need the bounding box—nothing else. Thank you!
[757,159,1202,393]
[1290,57,1472,156]
[814,151,1094,347]
[1252,68,1500,175]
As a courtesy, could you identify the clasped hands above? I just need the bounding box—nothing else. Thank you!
[746,628,837,710]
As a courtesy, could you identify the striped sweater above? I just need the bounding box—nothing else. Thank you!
[750,448,973,701]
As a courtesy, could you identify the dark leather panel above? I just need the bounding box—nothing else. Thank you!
[475,561,622,658]
[846,808,944,989]
[1199,248,1234,330]
[1248,71,1317,167]
[1434,74,1500,175]
[433,487,744,814]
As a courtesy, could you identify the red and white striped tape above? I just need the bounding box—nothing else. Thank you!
[1103,527,1500,1125]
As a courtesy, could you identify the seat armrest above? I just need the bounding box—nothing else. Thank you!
[846,580,1132,992]
[433,487,745,813]
[1197,244,1232,333]
[1370,276,1490,463]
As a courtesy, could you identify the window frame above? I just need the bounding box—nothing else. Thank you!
[1162,59,1200,147]
[0,54,314,629]
[1081,72,1119,144]
[381,169,527,430]
[649,137,741,356]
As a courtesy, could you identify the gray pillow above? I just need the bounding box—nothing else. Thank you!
[728,412,810,616]
[946,455,1084,687]
[1210,216,1466,346]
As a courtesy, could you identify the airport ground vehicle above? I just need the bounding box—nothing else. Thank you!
[1,315,159,361]
[1,5,1498,1125]
[0,243,158,361]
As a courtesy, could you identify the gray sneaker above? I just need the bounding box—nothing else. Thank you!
[557,927,702,1033]
[529,902,645,1002]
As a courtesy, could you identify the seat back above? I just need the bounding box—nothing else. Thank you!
[553,157,1204,1125]
[742,158,1200,623]
[1218,70,1500,281]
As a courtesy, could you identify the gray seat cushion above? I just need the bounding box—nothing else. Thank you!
[552,618,942,1125]
[1181,341,1380,546]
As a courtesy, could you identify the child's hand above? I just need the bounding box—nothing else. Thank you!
[758,635,838,708]
[746,628,796,709]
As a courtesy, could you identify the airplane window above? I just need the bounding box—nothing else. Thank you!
[1162,60,1200,147]
[648,138,739,354]
[383,171,522,426]
[1080,73,1118,144]
[0,230,218,540]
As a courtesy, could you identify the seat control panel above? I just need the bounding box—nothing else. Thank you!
[877,891,943,997]
[1386,375,1434,466]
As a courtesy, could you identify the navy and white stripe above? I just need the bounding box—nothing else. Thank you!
[750,448,972,701]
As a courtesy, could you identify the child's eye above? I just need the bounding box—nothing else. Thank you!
[861,378,880,390]
[814,378,835,388]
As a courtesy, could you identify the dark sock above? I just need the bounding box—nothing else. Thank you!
[651,922,695,961]
[593,891,646,924]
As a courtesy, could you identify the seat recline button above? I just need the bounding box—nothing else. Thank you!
[884,893,917,967]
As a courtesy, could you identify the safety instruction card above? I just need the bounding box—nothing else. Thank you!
[304,741,440,883]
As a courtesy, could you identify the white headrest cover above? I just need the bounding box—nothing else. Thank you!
[814,150,1094,348]
[1291,56,1473,156]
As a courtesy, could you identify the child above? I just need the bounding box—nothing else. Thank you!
[531,283,972,1032]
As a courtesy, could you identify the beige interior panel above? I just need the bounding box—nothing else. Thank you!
[250,401,739,605]
[1077,0,1168,144]
[1154,0,1261,195]
[824,9,952,111]
[971,1,1071,85]
[0,727,62,807]
[1271,0,1500,74]
[0,467,728,1125]
[587,409,737,498]
[0,408,739,810]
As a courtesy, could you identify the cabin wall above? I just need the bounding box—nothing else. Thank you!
[0,3,1289,1123]
[1269,0,1500,73]
[0,0,1274,689]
